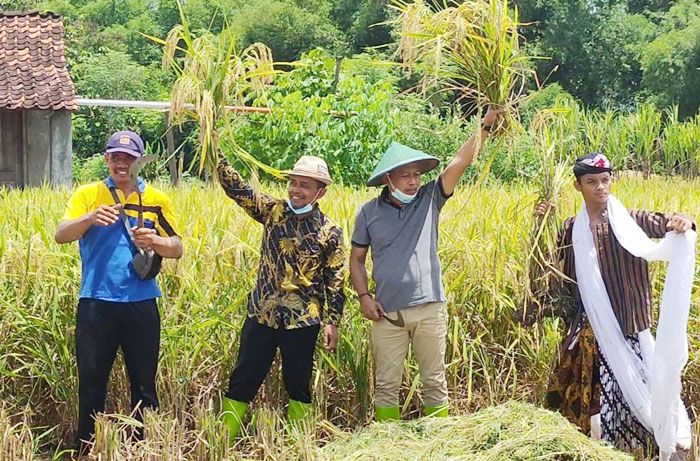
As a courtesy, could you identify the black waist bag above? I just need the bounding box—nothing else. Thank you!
[108,186,162,280]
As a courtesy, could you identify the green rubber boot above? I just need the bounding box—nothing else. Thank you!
[424,403,449,417]
[221,397,249,444]
[287,399,312,423]
[375,406,400,422]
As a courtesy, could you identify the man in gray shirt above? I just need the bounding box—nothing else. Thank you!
[349,108,500,421]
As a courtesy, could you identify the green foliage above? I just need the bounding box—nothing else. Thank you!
[72,50,166,100]
[231,0,350,62]
[233,49,395,184]
[70,50,167,159]
[518,83,576,127]
[231,49,472,184]
[524,2,656,108]
[585,8,656,107]
[7,0,697,174]
[0,0,37,10]
[641,0,700,118]
[330,0,393,53]
[517,0,700,115]
[391,95,471,166]
[72,154,108,183]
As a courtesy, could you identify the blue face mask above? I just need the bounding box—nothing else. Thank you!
[287,199,314,215]
[391,188,417,204]
[387,176,417,204]
[286,189,321,215]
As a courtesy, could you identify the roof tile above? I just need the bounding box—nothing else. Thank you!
[0,10,76,110]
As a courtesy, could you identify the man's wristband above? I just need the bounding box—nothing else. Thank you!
[358,292,372,300]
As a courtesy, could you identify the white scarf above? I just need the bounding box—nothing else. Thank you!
[572,194,695,458]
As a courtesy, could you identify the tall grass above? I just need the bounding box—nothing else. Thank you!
[497,101,700,181]
[0,177,698,459]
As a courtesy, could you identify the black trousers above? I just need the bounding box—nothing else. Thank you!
[225,317,321,404]
[75,298,160,446]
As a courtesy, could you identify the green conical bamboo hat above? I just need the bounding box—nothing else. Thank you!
[367,142,440,187]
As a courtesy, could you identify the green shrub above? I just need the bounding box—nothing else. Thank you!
[73,154,108,184]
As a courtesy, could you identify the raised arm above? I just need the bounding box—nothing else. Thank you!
[217,158,277,224]
[439,107,502,196]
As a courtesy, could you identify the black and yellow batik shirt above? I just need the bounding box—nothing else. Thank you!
[218,159,346,329]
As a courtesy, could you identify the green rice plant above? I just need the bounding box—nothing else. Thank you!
[661,107,700,176]
[623,103,663,175]
[602,112,632,170]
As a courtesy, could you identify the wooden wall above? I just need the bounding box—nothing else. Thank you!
[0,108,72,188]
[0,109,24,187]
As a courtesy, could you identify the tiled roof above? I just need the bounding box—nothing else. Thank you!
[0,10,76,111]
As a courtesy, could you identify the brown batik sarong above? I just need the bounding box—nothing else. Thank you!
[545,315,601,435]
[546,315,657,456]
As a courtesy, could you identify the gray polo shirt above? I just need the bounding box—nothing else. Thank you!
[351,178,451,312]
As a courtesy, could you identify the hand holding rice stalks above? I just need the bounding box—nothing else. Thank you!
[522,109,571,325]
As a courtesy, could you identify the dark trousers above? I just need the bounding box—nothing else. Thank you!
[225,317,320,404]
[75,298,160,447]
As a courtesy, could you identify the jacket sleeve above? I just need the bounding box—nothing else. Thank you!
[217,158,277,224]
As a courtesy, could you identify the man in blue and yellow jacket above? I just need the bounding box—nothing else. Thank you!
[55,131,183,453]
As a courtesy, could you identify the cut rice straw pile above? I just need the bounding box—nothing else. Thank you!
[320,401,632,460]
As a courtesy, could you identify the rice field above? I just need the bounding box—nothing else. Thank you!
[0,176,698,460]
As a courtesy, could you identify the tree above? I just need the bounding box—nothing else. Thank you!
[231,0,349,62]
[522,0,656,108]
[0,0,38,10]
[71,50,167,158]
[349,0,393,52]
[642,29,700,117]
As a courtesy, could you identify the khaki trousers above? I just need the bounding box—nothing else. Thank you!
[372,301,448,407]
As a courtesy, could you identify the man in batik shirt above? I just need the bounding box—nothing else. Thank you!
[216,155,346,442]
[538,153,694,460]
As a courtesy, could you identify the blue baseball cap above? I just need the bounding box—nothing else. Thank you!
[105,131,144,158]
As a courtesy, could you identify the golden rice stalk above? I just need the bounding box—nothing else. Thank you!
[152,1,281,178]
[522,108,572,324]
[390,0,535,124]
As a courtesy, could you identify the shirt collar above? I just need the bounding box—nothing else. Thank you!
[106,175,146,193]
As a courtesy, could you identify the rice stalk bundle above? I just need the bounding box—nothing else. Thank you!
[319,401,633,460]
[521,109,570,324]
[147,4,281,178]
[390,0,535,126]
